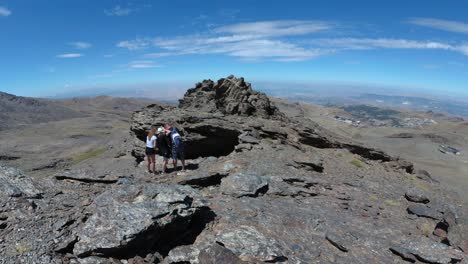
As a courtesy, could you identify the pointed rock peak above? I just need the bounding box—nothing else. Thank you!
[179,75,283,119]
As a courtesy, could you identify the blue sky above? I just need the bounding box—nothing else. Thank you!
[0,0,467,99]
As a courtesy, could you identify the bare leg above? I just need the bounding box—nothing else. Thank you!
[181,159,186,171]
[151,155,156,173]
[173,159,178,170]
[162,159,168,173]
[146,156,151,173]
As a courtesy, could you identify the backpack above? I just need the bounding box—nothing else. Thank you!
[170,128,183,146]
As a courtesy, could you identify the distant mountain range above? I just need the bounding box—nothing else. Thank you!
[270,92,468,118]
[353,94,468,118]
[0,92,156,130]
[0,91,85,130]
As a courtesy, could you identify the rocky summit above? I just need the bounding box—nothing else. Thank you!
[1,76,467,264]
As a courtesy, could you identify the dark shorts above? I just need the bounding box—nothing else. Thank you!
[159,149,171,161]
[172,143,185,160]
[145,147,156,156]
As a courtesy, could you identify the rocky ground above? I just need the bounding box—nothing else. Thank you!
[281,99,468,202]
[0,76,467,263]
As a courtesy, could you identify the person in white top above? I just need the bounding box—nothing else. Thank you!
[145,126,157,174]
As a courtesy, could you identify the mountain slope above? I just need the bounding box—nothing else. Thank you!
[0,91,85,130]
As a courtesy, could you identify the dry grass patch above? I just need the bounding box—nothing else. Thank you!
[73,148,107,164]
[349,158,364,168]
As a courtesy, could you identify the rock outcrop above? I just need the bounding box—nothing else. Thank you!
[179,75,282,118]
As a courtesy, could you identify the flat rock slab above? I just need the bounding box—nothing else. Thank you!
[55,169,119,183]
[407,204,443,220]
[73,184,209,258]
[390,236,464,264]
[405,188,430,203]
[220,173,268,198]
[238,133,261,144]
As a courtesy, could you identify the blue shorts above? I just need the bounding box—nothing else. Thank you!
[172,143,185,160]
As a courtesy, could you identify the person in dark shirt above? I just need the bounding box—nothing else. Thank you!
[156,127,171,173]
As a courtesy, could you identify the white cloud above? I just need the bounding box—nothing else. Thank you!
[117,20,468,62]
[151,36,329,61]
[105,5,132,16]
[457,44,468,55]
[56,53,83,58]
[128,60,158,69]
[311,38,468,56]
[124,20,333,61]
[117,38,151,50]
[409,18,468,34]
[143,52,174,58]
[312,38,453,49]
[69,42,92,49]
[214,20,332,37]
[0,6,11,17]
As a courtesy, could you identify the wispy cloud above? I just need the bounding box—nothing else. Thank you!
[0,6,11,17]
[117,38,151,50]
[117,20,468,62]
[312,38,452,50]
[311,38,468,56]
[105,5,132,16]
[56,53,83,58]
[120,20,333,61]
[69,41,92,49]
[127,60,159,69]
[214,20,332,37]
[409,18,468,34]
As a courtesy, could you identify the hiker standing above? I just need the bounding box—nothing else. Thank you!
[145,126,157,174]
[156,127,171,173]
[164,124,186,171]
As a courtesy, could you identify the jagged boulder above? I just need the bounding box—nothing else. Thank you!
[0,165,42,199]
[179,75,282,118]
[73,184,211,259]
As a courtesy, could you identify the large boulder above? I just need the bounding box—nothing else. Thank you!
[73,184,210,258]
[220,173,268,198]
[0,165,42,199]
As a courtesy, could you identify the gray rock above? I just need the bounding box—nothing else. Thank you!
[390,236,464,264]
[234,143,253,152]
[447,224,468,252]
[73,184,209,258]
[0,165,42,199]
[164,245,200,264]
[198,243,246,264]
[238,132,261,144]
[405,188,430,203]
[215,225,287,263]
[407,204,442,219]
[220,173,268,198]
[325,230,355,252]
